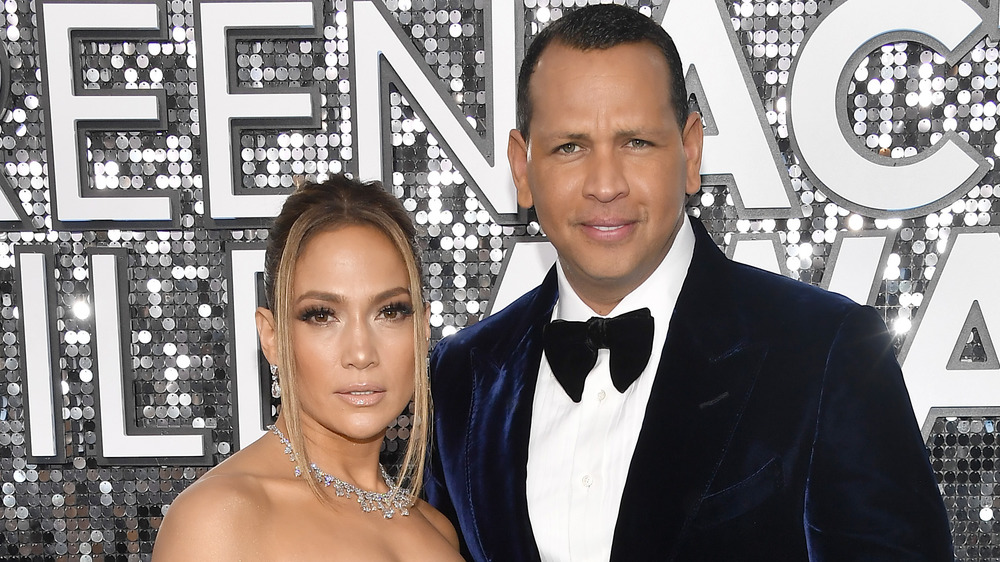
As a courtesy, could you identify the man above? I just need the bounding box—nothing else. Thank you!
[426,5,953,561]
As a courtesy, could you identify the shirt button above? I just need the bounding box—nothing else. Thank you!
[582,475,593,488]
[597,390,607,402]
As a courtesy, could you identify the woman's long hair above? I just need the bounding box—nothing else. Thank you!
[263,174,429,506]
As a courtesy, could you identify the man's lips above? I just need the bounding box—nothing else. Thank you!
[580,220,637,240]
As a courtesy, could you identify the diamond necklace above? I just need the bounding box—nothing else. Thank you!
[267,424,412,519]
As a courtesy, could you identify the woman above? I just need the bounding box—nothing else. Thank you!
[153,175,461,560]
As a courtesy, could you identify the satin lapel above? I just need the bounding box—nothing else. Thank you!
[610,220,768,560]
[464,271,556,562]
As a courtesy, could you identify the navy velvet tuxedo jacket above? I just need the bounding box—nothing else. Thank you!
[427,218,952,561]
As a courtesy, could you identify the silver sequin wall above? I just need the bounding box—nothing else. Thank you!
[0,0,995,558]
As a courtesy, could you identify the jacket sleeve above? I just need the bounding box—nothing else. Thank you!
[803,306,954,561]
[425,336,454,510]
[424,335,473,559]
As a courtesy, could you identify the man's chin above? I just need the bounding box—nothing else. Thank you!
[563,258,650,295]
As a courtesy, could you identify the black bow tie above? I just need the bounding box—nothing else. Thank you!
[542,308,655,402]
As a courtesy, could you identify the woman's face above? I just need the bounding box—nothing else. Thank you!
[284,224,416,444]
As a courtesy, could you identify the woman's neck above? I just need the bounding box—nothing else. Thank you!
[274,414,387,492]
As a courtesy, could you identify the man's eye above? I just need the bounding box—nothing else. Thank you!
[557,143,579,154]
[627,139,650,149]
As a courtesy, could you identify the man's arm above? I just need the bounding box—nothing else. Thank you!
[425,336,473,559]
[804,306,953,560]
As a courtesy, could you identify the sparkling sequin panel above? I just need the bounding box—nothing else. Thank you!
[0,0,993,559]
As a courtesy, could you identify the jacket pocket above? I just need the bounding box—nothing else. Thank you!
[694,457,783,528]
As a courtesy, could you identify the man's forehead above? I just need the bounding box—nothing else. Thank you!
[530,42,671,88]
[527,41,675,103]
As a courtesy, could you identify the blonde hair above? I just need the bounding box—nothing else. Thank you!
[263,175,428,506]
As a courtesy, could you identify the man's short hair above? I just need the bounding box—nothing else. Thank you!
[516,5,689,139]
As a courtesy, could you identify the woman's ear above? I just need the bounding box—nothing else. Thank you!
[255,307,278,366]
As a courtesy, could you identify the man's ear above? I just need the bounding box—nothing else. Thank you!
[508,129,534,209]
[682,112,705,196]
[255,307,278,366]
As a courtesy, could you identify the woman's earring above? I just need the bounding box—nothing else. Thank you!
[270,364,281,399]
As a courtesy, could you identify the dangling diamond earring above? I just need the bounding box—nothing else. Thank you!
[270,364,281,399]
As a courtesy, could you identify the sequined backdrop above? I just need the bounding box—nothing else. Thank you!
[0,0,996,559]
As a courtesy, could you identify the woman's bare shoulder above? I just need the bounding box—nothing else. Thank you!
[413,498,460,550]
[152,441,283,559]
[177,459,273,509]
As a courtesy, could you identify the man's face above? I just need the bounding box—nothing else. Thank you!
[508,41,703,313]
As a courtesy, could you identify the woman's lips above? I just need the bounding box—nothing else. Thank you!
[335,385,386,406]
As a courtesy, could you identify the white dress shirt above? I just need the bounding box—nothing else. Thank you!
[526,215,695,562]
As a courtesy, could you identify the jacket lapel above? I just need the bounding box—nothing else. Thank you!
[464,268,558,562]
[611,220,768,560]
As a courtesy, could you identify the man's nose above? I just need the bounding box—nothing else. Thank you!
[582,146,629,203]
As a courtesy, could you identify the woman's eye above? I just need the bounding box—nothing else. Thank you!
[380,302,414,321]
[299,307,335,323]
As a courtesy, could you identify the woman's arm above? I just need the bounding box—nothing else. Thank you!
[152,474,267,560]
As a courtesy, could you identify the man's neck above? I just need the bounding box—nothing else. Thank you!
[569,279,642,316]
